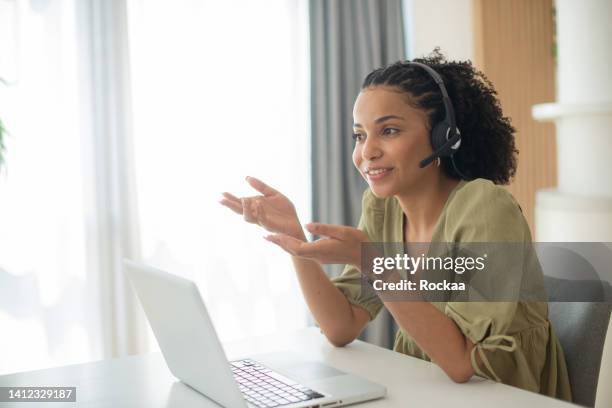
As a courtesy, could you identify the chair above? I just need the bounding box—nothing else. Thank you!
[544,275,612,407]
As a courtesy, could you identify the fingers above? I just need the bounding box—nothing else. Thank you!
[219,192,243,214]
[305,222,350,240]
[264,233,304,255]
[246,176,278,197]
[219,176,279,216]
[219,199,242,214]
[219,193,262,222]
[265,233,333,258]
[241,197,258,223]
[221,192,241,204]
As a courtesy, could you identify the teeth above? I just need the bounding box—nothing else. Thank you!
[367,168,391,175]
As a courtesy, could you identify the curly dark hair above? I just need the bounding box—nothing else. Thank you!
[361,49,517,184]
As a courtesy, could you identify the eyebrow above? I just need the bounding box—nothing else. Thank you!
[353,115,405,128]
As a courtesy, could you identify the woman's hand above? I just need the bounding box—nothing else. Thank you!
[264,223,369,268]
[219,176,305,240]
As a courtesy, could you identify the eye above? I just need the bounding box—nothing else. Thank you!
[382,127,399,136]
[352,132,364,143]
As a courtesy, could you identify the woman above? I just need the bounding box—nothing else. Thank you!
[220,51,571,400]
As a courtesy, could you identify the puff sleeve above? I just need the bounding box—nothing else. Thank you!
[442,179,537,383]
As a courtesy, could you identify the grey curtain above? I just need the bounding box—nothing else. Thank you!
[309,0,406,348]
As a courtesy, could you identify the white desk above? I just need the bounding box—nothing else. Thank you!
[0,327,578,407]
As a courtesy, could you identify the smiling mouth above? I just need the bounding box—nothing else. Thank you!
[365,167,393,175]
[364,168,394,182]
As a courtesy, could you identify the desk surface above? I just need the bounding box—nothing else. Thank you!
[0,327,577,408]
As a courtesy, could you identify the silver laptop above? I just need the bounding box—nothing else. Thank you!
[124,261,386,408]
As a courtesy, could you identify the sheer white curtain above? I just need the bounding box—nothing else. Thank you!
[0,0,104,374]
[0,0,310,375]
[126,0,311,347]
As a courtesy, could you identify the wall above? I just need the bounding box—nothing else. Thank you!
[406,0,474,60]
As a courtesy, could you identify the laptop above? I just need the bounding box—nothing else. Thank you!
[124,261,387,408]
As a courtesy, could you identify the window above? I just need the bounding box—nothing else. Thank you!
[127,0,311,346]
[0,0,103,374]
[0,0,311,374]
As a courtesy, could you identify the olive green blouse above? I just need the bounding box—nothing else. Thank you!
[331,178,572,401]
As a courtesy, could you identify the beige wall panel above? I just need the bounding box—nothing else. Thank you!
[473,0,557,233]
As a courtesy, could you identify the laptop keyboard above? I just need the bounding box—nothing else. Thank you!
[231,359,325,407]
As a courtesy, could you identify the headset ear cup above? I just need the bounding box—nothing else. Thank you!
[431,122,451,157]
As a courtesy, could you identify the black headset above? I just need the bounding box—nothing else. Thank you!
[406,62,464,175]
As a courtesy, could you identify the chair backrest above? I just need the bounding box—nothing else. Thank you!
[545,276,612,407]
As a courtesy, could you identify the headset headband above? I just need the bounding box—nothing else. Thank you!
[405,61,463,172]
[407,61,457,133]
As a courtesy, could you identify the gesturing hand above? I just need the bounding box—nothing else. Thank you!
[264,223,369,268]
[219,176,305,240]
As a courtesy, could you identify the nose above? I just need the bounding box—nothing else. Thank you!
[361,135,382,161]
